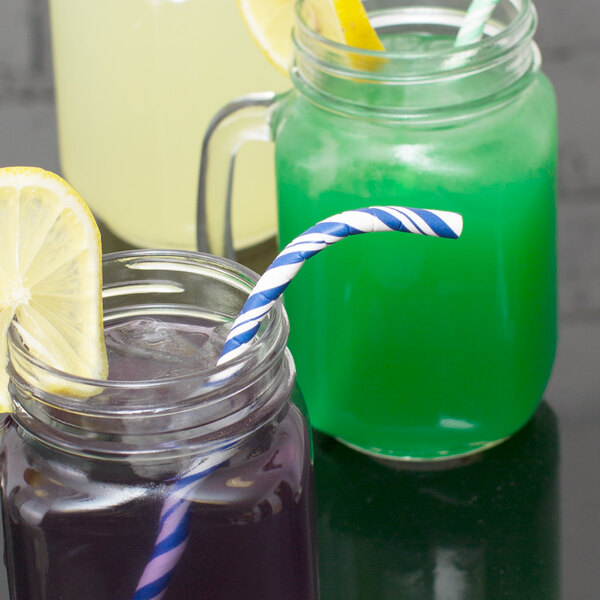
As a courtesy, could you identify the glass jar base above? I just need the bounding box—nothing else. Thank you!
[335,435,509,470]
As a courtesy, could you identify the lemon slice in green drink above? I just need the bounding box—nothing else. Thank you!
[0,166,107,411]
[237,0,385,74]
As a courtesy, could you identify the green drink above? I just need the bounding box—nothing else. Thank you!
[201,0,557,460]
[277,39,556,458]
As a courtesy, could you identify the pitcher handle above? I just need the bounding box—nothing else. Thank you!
[196,91,281,258]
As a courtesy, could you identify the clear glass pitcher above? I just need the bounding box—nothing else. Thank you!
[199,0,558,461]
[1,250,318,600]
[48,0,288,251]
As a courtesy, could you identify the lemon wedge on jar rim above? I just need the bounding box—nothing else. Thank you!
[237,0,385,74]
[0,166,107,412]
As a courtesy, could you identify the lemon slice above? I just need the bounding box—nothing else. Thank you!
[237,0,385,74]
[0,166,107,411]
[330,0,386,52]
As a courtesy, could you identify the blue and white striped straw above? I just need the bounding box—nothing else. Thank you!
[218,205,463,365]
[455,0,501,47]
[133,205,462,599]
[133,449,233,600]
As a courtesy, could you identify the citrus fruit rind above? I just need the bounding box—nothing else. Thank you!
[0,166,107,411]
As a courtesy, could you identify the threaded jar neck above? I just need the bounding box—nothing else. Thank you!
[7,250,293,461]
[292,0,539,122]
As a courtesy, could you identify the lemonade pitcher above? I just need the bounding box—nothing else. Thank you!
[200,0,557,460]
[48,0,287,251]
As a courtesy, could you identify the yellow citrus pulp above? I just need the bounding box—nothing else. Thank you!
[0,166,107,411]
[237,0,385,74]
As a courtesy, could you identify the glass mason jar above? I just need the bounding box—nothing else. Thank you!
[0,251,318,600]
[200,0,557,461]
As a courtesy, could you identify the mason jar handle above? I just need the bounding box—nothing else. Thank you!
[196,91,280,258]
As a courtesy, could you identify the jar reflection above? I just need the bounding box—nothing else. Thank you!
[314,402,559,599]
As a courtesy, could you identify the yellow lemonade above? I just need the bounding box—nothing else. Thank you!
[48,0,288,251]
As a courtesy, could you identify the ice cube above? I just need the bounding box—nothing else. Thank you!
[105,317,232,381]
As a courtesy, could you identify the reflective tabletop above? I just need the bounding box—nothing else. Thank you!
[314,403,559,599]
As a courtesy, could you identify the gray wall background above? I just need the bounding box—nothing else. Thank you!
[0,0,598,598]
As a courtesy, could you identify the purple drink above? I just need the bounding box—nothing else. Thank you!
[1,398,315,599]
[1,251,318,600]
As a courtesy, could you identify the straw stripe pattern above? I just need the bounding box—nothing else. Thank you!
[455,0,501,46]
[218,205,463,365]
[133,460,227,600]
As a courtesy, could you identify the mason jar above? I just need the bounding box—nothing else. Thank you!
[200,0,557,461]
[0,250,318,600]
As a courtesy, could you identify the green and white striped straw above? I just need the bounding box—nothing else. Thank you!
[455,0,501,47]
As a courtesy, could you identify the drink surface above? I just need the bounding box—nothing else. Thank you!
[276,32,557,459]
[49,0,288,250]
[1,315,316,599]
[104,316,229,380]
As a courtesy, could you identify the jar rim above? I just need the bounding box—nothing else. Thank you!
[293,0,534,64]
[290,0,539,121]
[7,249,289,417]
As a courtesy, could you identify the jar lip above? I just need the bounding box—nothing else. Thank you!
[293,0,535,68]
[7,249,289,416]
[291,0,539,122]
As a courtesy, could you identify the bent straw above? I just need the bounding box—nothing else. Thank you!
[219,206,463,364]
[132,451,233,600]
[133,205,463,600]
[455,0,501,47]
